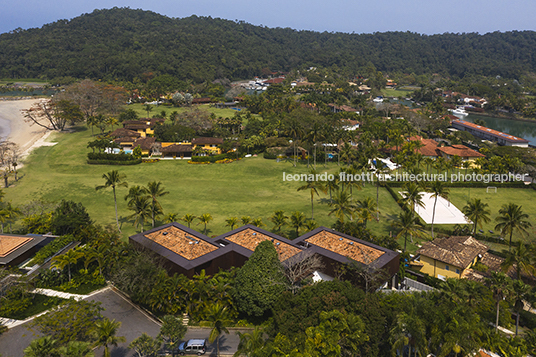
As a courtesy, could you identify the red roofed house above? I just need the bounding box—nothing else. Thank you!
[436,144,485,161]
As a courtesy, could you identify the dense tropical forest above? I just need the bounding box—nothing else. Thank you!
[1,7,536,82]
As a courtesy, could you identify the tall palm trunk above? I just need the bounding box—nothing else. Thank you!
[431,197,438,238]
[113,187,121,233]
[495,301,500,333]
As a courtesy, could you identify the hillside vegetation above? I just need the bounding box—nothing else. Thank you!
[1,8,536,81]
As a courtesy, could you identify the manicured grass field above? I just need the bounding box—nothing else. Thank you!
[381,88,415,98]
[5,127,401,239]
[7,125,536,250]
[129,103,245,119]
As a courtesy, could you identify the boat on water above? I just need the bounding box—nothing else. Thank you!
[450,107,469,117]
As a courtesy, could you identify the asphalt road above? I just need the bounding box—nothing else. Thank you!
[0,288,243,357]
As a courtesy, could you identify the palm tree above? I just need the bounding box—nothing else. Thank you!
[197,213,213,235]
[324,175,340,201]
[401,181,424,218]
[428,181,450,238]
[463,198,491,236]
[328,189,356,223]
[304,219,318,232]
[128,196,152,232]
[485,272,511,334]
[252,217,265,228]
[124,185,148,208]
[235,326,265,357]
[84,245,108,277]
[24,336,60,357]
[297,170,327,219]
[391,210,427,252]
[57,341,95,357]
[180,213,196,228]
[356,197,377,228]
[2,201,21,233]
[201,303,232,357]
[389,313,427,357]
[163,212,179,224]
[92,319,126,357]
[96,170,128,233]
[143,181,169,228]
[270,210,288,233]
[512,279,531,336]
[225,217,239,230]
[290,211,306,237]
[241,216,251,225]
[143,104,153,117]
[495,203,532,251]
[501,241,535,280]
[52,249,81,282]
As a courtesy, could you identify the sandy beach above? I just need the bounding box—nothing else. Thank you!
[0,99,51,157]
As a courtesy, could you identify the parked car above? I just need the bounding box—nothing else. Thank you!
[177,339,207,355]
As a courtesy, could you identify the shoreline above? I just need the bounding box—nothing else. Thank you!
[468,110,536,123]
[0,98,50,158]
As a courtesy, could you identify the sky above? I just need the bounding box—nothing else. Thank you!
[1,0,535,35]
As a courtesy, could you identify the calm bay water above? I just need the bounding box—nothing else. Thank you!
[464,114,536,146]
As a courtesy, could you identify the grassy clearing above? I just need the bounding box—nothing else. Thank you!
[5,126,402,239]
[129,103,245,119]
[381,88,415,98]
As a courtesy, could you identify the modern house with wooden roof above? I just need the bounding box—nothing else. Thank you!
[451,120,529,147]
[129,224,400,287]
[413,236,488,280]
[0,234,56,267]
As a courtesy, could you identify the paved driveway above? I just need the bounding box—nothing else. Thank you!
[0,288,243,357]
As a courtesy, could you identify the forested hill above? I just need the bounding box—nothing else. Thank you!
[1,7,536,82]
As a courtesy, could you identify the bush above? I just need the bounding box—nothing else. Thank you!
[87,159,141,165]
[87,152,135,161]
[190,153,234,163]
[30,235,77,265]
[263,152,277,159]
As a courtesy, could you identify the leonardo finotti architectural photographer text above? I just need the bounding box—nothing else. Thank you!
[283,171,527,184]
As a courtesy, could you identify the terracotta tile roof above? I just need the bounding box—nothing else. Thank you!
[436,144,485,158]
[192,137,224,145]
[416,236,488,269]
[110,128,141,139]
[0,236,33,257]
[161,144,193,153]
[224,228,301,261]
[133,137,156,150]
[144,225,218,260]
[305,231,384,264]
[452,120,529,144]
[408,135,439,157]
[463,252,516,281]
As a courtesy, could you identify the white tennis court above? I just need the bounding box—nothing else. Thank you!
[400,192,472,225]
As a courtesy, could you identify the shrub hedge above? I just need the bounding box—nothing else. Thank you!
[87,152,134,161]
[190,153,234,163]
[87,159,141,165]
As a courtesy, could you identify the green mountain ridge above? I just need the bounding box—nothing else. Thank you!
[1,7,536,82]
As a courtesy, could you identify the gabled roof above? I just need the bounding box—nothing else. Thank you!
[436,144,485,158]
[133,137,156,150]
[110,128,141,139]
[408,135,439,157]
[161,144,193,153]
[416,236,488,269]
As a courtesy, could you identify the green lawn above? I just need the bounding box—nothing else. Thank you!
[7,125,536,248]
[6,127,402,239]
[381,88,415,98]
[129,103,246,119]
